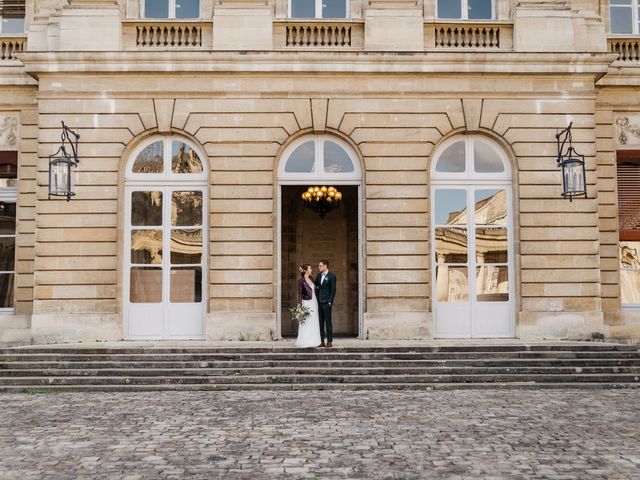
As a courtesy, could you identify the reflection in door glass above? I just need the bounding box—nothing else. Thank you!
[170,267,202,303]
[172,141,203,174]
[435,227,468,263]
[474,189,506,226]
[620,241,640,304]
[130,267,162,303]
[475,227,508,263]
[434,189,467,225]
[171,229,202,264]
[172,191,202,226]
[132,141,164,173]
[324,141,355,173]
[476,266,509,302]
[132,191,163,226]
[0,201,16,234]
[0,273,13,308]
[435,141,465,172]
[474,141,504,173]
[131,230,163,264]
[285,141,315,172]
[435,266,468,301]
[0,237,15,271]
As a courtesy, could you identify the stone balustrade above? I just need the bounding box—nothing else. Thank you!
[123,21,213,49]
[0,36,26,61]
[425,22,513,50]
[609,38,640,62]
[274,21,365,49]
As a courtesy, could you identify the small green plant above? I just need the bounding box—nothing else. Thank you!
[22,389,52,395]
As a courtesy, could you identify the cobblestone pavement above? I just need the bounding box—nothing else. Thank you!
[1,390,639,479]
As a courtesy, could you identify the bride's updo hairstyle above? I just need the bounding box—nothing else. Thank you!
[299,263,311,277]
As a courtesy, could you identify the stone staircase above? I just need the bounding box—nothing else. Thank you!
[0,343,639,392]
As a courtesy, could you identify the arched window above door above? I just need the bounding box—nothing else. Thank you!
[127,136,206,180]
[278,135,361,183]
[431,136,511,181]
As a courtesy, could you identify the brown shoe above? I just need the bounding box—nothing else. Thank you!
[319,342,325,348]
[325,342,333,348]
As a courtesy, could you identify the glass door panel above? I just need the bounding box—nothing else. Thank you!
[433,185,514,338]
[126,186,206,339]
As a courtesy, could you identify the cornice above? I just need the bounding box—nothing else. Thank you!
[16,51,617,78]
[0,65,39,86]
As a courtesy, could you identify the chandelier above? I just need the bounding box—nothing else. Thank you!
[301,186,343,219]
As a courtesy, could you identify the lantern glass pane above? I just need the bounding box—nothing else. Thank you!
[49,158,71,196]
[563,160,586,194]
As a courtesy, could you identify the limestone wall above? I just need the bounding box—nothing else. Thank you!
[3,50,611,342]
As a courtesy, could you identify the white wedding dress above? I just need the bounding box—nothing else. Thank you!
[295,281,322,348]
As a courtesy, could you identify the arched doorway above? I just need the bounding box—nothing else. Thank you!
[123,136,208,339]
[277,135,362,338]
[431,135,515,338]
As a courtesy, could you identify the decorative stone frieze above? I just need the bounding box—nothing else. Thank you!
[616,116,640,146]
[0,114,18,151]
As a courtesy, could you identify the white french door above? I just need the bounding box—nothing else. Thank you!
[124,185,206,339]
[432,184,515,338]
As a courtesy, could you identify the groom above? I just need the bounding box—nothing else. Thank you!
[315,260,336,348]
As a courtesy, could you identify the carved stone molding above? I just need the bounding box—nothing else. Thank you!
[616,116,640,146]
[0,114,18,151]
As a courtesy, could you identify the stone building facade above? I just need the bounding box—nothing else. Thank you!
[1,0,640,343]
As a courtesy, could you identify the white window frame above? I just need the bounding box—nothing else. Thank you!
[430,135,511,181]
[288,0,350,19]
[0,186,16,314]
[140,0,201,19]
[610,0,640,35]
[277,135,361,184]
[435,0,495,21]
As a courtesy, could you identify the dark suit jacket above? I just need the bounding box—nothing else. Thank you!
[315,271,336,305]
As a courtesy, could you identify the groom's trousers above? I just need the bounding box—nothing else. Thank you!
[318,302,333,343]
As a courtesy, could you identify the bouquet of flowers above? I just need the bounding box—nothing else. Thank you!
[289,303,312,325]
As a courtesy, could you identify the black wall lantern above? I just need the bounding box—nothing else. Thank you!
[48,121,80,201]
[555,122,587,202]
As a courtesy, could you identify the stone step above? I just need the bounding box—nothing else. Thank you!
[1,351,639,362]
[2,344,637,354]
[3,358,640,370]
[0,373,639,386]
[1,382,638,393]
[1,366,639,377]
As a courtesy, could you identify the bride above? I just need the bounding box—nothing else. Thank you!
[295,264,322,348]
